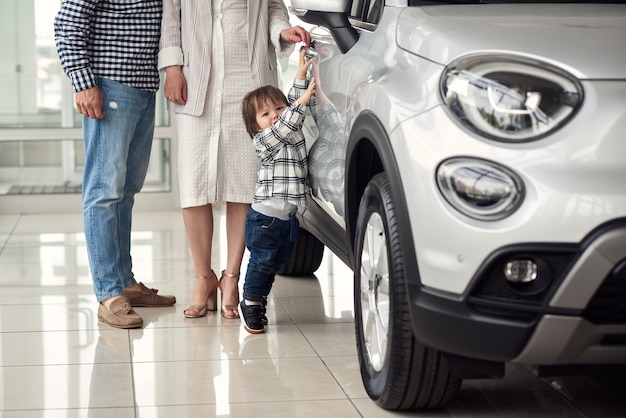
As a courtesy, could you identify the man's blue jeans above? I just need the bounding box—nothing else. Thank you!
[82,78,156,302]
[242,208,299,302]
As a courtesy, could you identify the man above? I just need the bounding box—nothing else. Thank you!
[54,0,175,329]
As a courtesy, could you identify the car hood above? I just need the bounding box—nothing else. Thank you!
[396,4,626,79]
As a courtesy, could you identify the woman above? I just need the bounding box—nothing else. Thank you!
[158,0,310,319]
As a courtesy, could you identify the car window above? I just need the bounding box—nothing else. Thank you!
[349,0,384,28]
[349,0,362,19]
[365,0,384,24]
[349,0,616,25]
[408,0,625,4]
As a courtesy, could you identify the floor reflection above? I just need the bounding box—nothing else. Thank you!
[0,210,624,417]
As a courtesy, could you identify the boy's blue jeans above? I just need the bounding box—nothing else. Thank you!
[82,78,156,302]
[242,208,300,303]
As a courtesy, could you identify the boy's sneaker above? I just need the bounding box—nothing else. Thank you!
[240,300,265,334]
[260,296,268,325]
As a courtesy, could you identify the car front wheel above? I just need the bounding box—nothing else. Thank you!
[354,173,461,410]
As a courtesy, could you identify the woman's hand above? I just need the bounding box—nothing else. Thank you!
[280,25,311,46]
[163,66,188,105]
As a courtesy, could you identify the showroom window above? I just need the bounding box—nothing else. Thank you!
[0,0,173,200]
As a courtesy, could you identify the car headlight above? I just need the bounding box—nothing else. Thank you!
[441,55,583,142]
[437,158,524,221]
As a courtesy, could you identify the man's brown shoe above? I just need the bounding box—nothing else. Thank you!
[123,282,176,307]
[98,297,143,329]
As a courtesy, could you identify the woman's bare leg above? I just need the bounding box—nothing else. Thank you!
[220,202,250,318]
[182,205,218,317]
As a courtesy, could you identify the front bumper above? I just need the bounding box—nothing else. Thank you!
[409,220,626,365]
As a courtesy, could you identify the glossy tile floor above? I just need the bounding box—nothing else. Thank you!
[1,209,624,417]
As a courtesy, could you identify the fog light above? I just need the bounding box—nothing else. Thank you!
[504,259,538,283]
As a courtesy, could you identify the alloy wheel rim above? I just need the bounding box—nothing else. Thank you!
[359,212,390,372]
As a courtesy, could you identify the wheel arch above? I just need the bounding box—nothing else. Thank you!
[345,111,419,285]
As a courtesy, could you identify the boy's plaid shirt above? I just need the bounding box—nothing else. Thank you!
[252,79,311,207]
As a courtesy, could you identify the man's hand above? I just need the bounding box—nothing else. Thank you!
[75,87,104,119]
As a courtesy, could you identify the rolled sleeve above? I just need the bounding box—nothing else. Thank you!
[69,67,96,92]
[158,46,184,70]
[268,0,294,58]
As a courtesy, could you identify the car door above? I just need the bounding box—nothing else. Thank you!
[302,0,386,228]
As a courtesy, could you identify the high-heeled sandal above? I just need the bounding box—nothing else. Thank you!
[219,270,240,319]
[184,271,218,318]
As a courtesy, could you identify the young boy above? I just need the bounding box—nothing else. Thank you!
[239,48,317,333]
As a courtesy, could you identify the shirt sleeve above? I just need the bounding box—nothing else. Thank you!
[54,0,99,92]
[158,0,184,70]
[254,102,306,162]
[268,0,295,57]
[288,78,309,105]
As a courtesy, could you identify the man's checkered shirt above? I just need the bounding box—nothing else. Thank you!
[54,0,162,93]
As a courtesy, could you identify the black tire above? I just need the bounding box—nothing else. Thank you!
[354,173,462,410]
[277,228,325,276]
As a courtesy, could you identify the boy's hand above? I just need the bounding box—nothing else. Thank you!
[297,77,317,106]
[296,48,314,80]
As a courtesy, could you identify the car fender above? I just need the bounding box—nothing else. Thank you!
[346,111,420,290]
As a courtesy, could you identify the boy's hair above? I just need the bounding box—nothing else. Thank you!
[242,85,289,138]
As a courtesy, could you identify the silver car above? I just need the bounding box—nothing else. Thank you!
[283,0,626,411]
